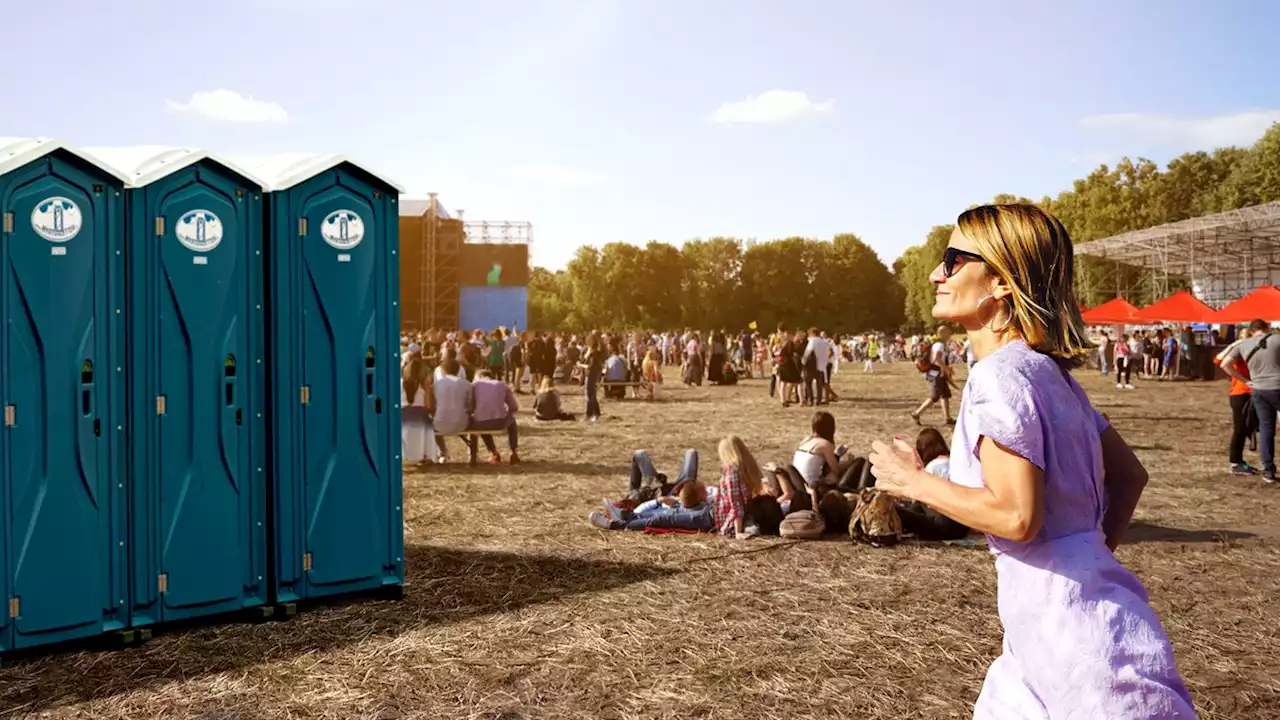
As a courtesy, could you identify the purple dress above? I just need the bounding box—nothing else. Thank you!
[951,341,1196,719]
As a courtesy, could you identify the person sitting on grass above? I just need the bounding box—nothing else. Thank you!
[468,368,521,464]
[789,411,868,503]
[892,428,970,541]
[714,435,764,539]
[533,377,575,421]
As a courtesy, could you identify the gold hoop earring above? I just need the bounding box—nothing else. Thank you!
[977,295,1014,332]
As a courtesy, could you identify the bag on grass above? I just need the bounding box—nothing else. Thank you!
[779,510,825,540]
[850,489,902,547]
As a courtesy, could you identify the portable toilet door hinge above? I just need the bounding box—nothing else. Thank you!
[2,212,13,234]
[156,395,166,415]
[298,218,308,236]
[3,405,14,427]
[155,217,166,237]
[158,573,168,593]
[300,385,310,405]
[302,553,313,571]
[7,597,18,618]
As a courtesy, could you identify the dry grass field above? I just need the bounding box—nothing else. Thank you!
[2,362,1279,719]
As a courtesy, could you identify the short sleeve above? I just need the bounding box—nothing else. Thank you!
[965,367,1047,471]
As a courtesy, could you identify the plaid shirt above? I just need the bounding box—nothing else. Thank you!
[712,462,749,535]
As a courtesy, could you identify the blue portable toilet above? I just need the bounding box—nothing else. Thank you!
[235,153,404,604]
[0,138,129,651]
[86,146,270,625]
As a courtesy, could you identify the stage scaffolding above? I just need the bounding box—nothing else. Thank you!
[464,220,533,245]
[1075,201,1280,307]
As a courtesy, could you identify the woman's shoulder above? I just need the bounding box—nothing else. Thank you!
[967,342,1060,398]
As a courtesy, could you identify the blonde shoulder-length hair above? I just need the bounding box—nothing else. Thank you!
[717,435,763,497]
[956,203,1095,369]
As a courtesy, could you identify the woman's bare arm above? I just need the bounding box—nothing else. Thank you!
[1098,425,1149,551]
[881,437,1045,543]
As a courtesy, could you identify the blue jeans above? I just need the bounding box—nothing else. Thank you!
[624,504,713,531]
[1252,388,1280,475]
[1099,353,1110,375]
[468,413,517,453]
[585,376,601,418]
[630,449,698,493]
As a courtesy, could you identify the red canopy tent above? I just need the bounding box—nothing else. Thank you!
[1081,298,1142,325]
[1134,290,1218,324]
[1214,285,1280,324]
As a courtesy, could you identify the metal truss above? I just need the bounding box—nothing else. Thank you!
[1074,201,1280,306]
[464,220,533,245]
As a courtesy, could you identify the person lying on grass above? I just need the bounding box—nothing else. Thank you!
[588,437,764,539]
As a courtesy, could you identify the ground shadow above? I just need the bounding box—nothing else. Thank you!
[413,460,622,477]
[833,397,922,411]
[0,546,674,716]
[1103,414,1206,424]
[1125,521,1256,544]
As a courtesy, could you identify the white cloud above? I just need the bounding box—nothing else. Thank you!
[507,165,606,186]
[165,89,290,124]
[1080,109,1280,149]
[711,90,834,125]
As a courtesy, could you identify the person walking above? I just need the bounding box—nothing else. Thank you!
[870,203,1194,719]
[1221,319,1280,483]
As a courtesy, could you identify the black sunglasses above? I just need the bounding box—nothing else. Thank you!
[942,247,985,278]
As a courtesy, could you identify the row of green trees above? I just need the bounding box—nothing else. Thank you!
[529,122,1280,332]
[529,235,903,334]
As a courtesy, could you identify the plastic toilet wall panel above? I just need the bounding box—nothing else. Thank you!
[126,161,266,625]
[0,149,127,651]
[266,165,402,602]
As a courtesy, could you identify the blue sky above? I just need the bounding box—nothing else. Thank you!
[3,0,1278,269]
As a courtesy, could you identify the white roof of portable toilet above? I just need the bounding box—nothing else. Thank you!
[81,145,268,191]
[229,153,405,194]
[0,136,131,183]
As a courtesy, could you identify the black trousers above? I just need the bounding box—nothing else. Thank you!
[1115,357,1132,385]
[1230,393,1251,465]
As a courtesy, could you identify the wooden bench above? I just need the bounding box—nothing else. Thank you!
[601,380,645,399]
[436,430,507,466]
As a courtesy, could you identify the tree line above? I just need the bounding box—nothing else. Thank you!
[529,122,1280,333]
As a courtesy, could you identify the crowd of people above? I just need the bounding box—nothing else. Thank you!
[589,412,970,544]
[395,202,1207,717]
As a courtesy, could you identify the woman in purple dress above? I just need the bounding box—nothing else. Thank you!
[869,204,1196,719]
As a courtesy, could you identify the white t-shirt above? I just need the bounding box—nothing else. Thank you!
[925,456,951,480]
[432,375,472,435]
[931,341,949,367]
[805,337,832,370]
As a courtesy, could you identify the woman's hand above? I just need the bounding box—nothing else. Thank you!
[868,437,926,501]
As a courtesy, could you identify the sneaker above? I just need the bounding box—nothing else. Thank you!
[1264,473,1278,486]
[1116,383,1123,389]
[588,511,621,530]
[1231,463,1258,476]
[1124,384,1135,390]
[601,500,625,524]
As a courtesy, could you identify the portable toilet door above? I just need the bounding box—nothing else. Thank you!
[86,147,269,625]
[239,153,403,603]
[0,138,129,651]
